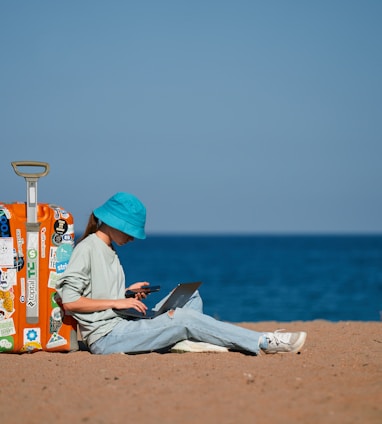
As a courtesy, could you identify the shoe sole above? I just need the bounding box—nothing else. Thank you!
[171,340,229,353]
[289,331,307,353]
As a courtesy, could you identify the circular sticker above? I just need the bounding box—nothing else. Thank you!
[27,249,37,259]
[52,233,62,246]
[51,306,63,321]
[62,234,73,242]
[54,219,68,235]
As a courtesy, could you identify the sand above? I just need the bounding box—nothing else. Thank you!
[1,320,381,424]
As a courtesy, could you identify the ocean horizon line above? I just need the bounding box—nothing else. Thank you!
[73,231,382,238]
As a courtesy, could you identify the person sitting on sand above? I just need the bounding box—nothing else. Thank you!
[56,192,307,355]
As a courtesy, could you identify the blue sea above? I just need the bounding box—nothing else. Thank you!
[115,235,382,323]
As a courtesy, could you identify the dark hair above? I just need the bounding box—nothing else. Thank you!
[77,213,100,243]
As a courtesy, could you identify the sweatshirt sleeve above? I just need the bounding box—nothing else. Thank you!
[55,241,91,304]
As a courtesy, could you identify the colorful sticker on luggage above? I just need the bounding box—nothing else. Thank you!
[0,288,15,318]
[0,238,14,267]
[22,327,42,352]
[0,268,16,291]
[55,243,73,274]
[0,335,14,352]
[46,293,67,349]
[0,208,11,237]
[26,232,39,323]
[0,318,16,337]
[15,228,25,270]
[54,219,68,235]
[40,227,47,259]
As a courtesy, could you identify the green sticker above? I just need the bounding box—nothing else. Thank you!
[0,336,14,352]
[28,249,38,259]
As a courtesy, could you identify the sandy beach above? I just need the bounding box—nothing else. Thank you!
[1,320,381,424]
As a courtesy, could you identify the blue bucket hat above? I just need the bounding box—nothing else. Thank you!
[93,192,146,239]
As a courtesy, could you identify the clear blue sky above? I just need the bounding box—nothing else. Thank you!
[1,1,381,234]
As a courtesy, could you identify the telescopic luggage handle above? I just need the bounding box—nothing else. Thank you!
[11,161,50,178]
[11,161,50,225]
[11,161,50,324]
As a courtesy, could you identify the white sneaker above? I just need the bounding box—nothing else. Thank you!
[171,340,229,353]
[261,330,307,354]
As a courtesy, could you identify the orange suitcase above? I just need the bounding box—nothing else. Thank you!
[0,161,78,353]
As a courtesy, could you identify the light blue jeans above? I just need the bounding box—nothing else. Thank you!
[90,291,263,355]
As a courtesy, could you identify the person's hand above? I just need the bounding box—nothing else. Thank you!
[128,282,150,290]
[114,297,148,314]
[126,282,150,300]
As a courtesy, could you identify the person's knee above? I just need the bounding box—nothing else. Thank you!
[170,307,199,322]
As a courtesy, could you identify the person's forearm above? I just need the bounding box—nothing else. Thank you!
[63,296,118,313]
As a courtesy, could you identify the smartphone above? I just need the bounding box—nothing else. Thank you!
[125,285,161,298]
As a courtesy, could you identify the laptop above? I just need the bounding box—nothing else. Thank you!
[114,281,202,319]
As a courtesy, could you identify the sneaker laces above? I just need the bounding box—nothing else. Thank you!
[266,329,291,345]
